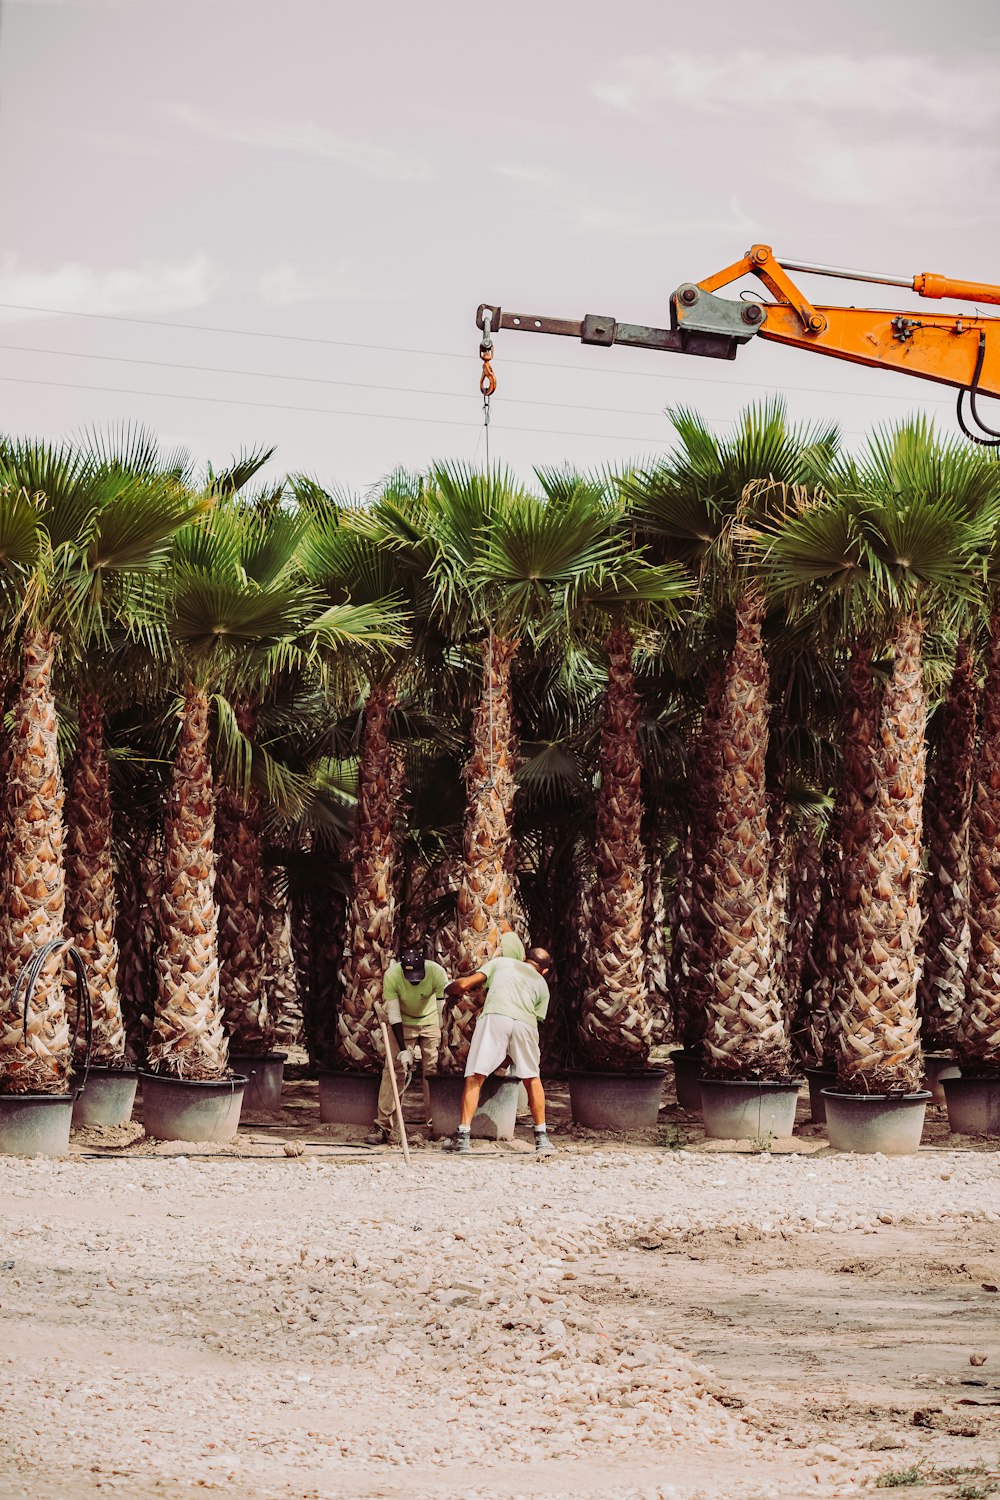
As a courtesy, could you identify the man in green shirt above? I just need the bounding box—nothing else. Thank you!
[366,942,448,1145]
[444,947,555,1155]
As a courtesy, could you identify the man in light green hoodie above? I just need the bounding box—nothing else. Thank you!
[444,947,554,1155]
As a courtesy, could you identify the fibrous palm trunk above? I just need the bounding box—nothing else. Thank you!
[338,680,403,1070]
[215,704,270,1054]
[116,840,159,1065]
[834,617,925,1094]
[442,633,518,1071]
[64,692,126,1066]
[798,644,880,1066]
[672,671,723,1052]
[147,688,228,1079]
[0,631,71,1093]
[262,866,302,1046]
[702,589,790,1079]
[918,639,975,1052]
[580,624,651,1070]
[643,836,672,1047]
[960,610,1000,1073]
[784,820,824,1064]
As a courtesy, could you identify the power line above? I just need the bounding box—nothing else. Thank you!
[0,339,728,419]
[0,299,950,406]
[0,372,673,444]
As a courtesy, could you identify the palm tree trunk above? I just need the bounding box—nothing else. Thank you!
[702,588,790,1079]
[674,670,723,1052]
[799,643,880,1066]
[442,633,518,1071]
[338,680,403,1070]
[0,631,71,1094]
[215,704,270,1054]
[643,834,672,1047]
[918,638,975,1052]
[785,820,824,1064]
[116,840,158,1065]
[147,688,228,1079]
[834,616,925,1093]
[580,623,651,1070]
[960,609,1000,1073]
[64,692,126,1066]
[262,866,302,1046]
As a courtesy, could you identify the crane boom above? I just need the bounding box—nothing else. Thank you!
[477,244,1000,445]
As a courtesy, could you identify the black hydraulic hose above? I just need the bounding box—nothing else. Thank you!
[957,331,1000,447]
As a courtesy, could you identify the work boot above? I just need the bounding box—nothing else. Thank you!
[364,1124,389,1146]
[534,1129,555,1154]
[445,1129,471,1154]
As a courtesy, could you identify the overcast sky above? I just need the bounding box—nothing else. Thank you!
[0,0,998,492]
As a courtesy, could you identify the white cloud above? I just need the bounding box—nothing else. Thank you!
[257,261,365,306]
[594,51,1000,130]
[494,164,758,240]
[0,255,222,320]
[172,105,433,182]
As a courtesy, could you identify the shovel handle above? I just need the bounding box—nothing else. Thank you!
[380,1021,411,1167]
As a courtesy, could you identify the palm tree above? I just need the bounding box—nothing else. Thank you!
[0,438,198,1094]
[918,638,977,1053]
[624,400,839,1080]
[145,484,407,1080]
[145,489,311,1079]
[294,478,420,1071]
[537,468,692,1070]
[418,463,623,1069]
[763,420,995,1093]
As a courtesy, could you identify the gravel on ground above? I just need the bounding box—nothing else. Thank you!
[0,1143,998,1499]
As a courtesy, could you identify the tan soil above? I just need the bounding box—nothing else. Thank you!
[0,1065,997,1498]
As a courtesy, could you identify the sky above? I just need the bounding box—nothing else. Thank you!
[0,0,998,493]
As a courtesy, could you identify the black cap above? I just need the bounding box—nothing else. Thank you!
[401,945,426,980]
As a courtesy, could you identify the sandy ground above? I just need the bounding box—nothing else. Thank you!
[0,1071,998,1500]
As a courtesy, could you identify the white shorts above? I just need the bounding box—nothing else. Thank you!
[465,1013,540,1080]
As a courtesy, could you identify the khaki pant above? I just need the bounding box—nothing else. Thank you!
[376,1019,441,1131]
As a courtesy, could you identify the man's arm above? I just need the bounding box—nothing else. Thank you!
[444,970,487,997]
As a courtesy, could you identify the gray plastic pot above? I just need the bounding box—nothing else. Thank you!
[229,1051,286,1113]
[567,1070,666,1131]
[922,1052,961,1107]
[141,1072,246,1143]
[942,1075,1000,1136]
[72,1066,139,1127]
[699,1078,802,1141]
[426,1073,521,1140]
[317,1070,381,1126]
[669,1050,703,1113]
[0,1092,75,1156]
[822,1089,930,1155]
[804,1067,837,1125]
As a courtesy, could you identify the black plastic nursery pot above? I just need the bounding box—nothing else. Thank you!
[229,1051,287,1113]
[804,1067,837,1125]
[140,1072,247,1143]
[566,1070,666,1131]
[72,1065,139,1128]
[922,1052,961,1107]
[0,1091,76,1156]
[821,1089,931,1155]
[317,1069,381,1126]
[426,1072,521,1140]
[669,1050,703,1113]
[942,1074,1000,1137]
[699,1077,803,1141]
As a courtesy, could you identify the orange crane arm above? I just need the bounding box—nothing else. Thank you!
[477,244,1000,445]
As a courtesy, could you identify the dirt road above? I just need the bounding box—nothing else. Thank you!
[0,1137,997,1500]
